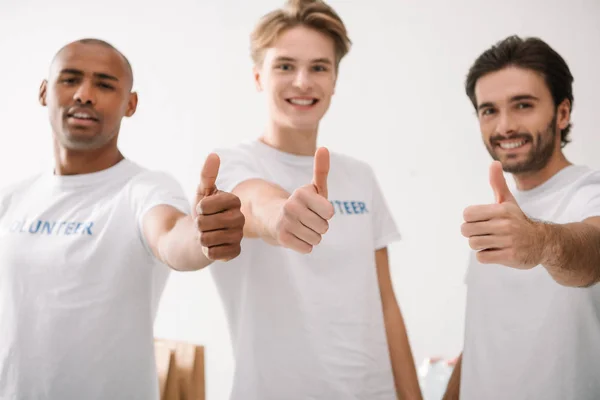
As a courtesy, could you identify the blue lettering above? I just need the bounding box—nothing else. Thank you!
[359,202,368,213]
[8,219,94,236]
[334,200,344,214]
[42,221,56,234]
[56,221,67,235]
[64,222,76,235]
[28,220,42,234]
[343,202,353,214]
[351,201,361,214]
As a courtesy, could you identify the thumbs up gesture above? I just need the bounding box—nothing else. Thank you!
[461,161,543,269]
[274,147,335,254]
[193,153,245,261]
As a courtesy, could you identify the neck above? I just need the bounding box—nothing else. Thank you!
[260,119,319,156]
[513,150,571,191]
[53,137,124,176]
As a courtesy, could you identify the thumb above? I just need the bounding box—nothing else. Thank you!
[312,147,330,198]
[489,160,515,203]
[194,153,220,216]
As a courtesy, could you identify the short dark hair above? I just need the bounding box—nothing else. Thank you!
[465,35,574,147]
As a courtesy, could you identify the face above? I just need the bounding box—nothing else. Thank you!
[39,42,137,151]
[254,25,337,131]
[474,66,570,174]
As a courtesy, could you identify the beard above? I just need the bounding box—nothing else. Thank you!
[485,113,558,174]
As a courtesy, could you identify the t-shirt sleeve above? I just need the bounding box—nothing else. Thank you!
[129,170,191,258]
[214,146,265,193]
[368,166,401,250]
[577,171,600,221]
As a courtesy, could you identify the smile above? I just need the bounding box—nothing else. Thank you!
[286,98,318,106]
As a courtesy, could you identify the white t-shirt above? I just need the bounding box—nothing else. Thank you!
[461,165,600,400]
[212,140,401,400]
[0,159,190,400]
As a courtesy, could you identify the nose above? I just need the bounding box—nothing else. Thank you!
[495,111,517,136]
[73,81,96,105]
[292,69,312,91]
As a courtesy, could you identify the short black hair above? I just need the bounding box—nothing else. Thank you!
[465,35,574,147]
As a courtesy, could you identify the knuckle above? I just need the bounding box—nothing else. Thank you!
[199,232,211,247]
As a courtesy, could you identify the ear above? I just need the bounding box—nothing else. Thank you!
[556,98,571,131]
[125,92,138,118]
[253,66,263,92]
[39,80,48,107]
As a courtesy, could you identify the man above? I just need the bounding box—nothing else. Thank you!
[444,35,600,400]
[0,39,244,399]
[211,1,422,399]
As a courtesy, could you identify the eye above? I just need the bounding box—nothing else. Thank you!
[98,82,115,90]
[480,108,496,117]
[312,64,328,72]
[516,102,532,109]
[276,63,293,71]
[60,78,77,85]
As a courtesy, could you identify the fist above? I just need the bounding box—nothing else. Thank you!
[275,147,334,253]
[461,161,542,269]
[194,153,245,261]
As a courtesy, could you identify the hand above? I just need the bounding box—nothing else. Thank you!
[274,147,335,253]
[193,153,245,261]
[461,161,543,269]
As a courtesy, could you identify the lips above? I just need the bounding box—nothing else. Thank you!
[66,107,99,122]
[286,97,319,106]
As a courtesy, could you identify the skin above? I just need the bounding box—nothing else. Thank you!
[445,65,600,398]
[38,41,244,271]
[233,25,423,399]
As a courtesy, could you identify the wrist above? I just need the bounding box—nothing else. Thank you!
[263,197,288,244]
[532,219,555,268]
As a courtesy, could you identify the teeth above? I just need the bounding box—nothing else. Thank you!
[289,99,315,106]
[72,113,93,119]
[499,141,525,149]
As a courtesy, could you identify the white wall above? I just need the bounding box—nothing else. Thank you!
[1,0,599,398]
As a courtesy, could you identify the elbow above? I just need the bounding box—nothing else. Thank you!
[546,268,600,288]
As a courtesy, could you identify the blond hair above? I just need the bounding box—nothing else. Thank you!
[250,0,351,69]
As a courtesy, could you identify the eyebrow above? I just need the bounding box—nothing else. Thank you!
[274,56,333,65]
[59,68,119,82]
[477,94,540,111]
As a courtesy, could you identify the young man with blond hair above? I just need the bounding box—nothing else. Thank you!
[211,1,422,399]
[443,36,600,400]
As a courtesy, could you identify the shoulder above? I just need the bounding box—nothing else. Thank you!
[570,166,600,194]
[0,174,44,200]
[124,161,182,189]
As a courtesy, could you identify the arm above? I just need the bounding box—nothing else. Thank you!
[376,247,423,400]
[442,353,462,400]
[230,147,334,254]
[141,154,245,272]
[538,216,600,287]
[232,178,289,244]
[143,205,212,271]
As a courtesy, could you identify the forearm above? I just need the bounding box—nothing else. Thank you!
[233,179,289,244]
[157,215,211,271]
[538,221,600,287]
[383,304,423,400]
[442,354,462,400]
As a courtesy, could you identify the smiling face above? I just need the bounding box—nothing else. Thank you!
[39,41,137,151]
[474,66,570,174]
[254,25,337,132]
